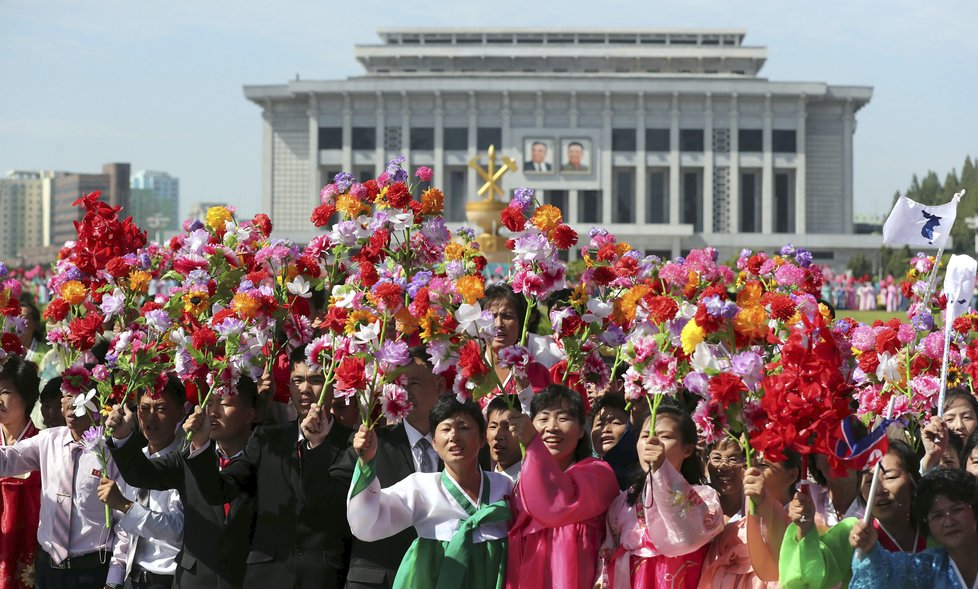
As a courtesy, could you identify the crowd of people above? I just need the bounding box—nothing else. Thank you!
[1,281,978,589]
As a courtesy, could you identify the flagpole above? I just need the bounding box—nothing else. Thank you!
[919,243,946,310]
[938,317,954,418]
[861,394,896,527]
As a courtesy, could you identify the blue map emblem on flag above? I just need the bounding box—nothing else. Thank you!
[921,210,942,244]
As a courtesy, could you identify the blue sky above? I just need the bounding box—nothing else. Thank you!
[1,0,975,222]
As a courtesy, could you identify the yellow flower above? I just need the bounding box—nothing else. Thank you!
[615,242,633,257]
[344,309,377,335]
[531,204,562,233]
[570,284,588,308]
[231,292,261,320]
[205,206,233,232]
[336,194,370,218]
[681,320,706,355]
[456,275,485,305]
[444,242,465,261]
[128,270,151,293]
[418,310,439,341]
[420,188,444,215]
[60,280,88,306]
[183,289,209,315]
[613,285,649,325]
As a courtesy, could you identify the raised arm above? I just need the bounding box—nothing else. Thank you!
[0,433,42,477]
[346,458,419,542]
[517,436,619,527]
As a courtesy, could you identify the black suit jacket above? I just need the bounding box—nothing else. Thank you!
[108,433,256,589]
[186,420,353,589]
[329,424,416,589]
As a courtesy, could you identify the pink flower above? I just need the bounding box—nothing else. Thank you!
[320,184,339,205]
[692,401,725,445]
[851,326,876,352]
[305,335,332,370]
[910,375,940,412]
[381,383,413,424]
[896,323,915,345]
[415,166,433,182]
[773,264,805,287]
[921,331,944,361]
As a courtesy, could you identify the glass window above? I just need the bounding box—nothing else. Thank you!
[447,167,467,223]
[444,128,468,150]
[740,172,758,233]
[579,190,601,224]
[612,128,636,151]
[352,127,376,150]
[773,130,797,153]
[477,127,502,149]
[679,129,704,152]
[646,129,670,151]
[613,168,635,223]
[547,190,568,216]
[774,172,794,233]
[410,128,434,150]
[646,170,668,223]
[317,127,342,150]
[681,171,702,231]
[739,129,763,152]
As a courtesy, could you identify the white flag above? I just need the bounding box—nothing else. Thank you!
[943,254,977,327]
[882,192,962,249]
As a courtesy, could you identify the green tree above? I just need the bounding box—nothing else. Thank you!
[847,254,873,278]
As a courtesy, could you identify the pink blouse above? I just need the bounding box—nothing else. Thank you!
[698,512,783,589]
[507,436,619,589]
[598,461,724,589]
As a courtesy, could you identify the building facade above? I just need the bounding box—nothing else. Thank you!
[0,171,55,265]
[245,28,878,265]
[130,170,180,237]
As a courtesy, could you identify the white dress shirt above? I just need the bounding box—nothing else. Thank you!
[403,421,438,474]
[120,435,184,575]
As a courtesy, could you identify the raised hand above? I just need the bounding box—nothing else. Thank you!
[643,435,666,473]
[352,425,378,463]
[849,518,878,552]
[506,411,536,446]
[97,477,131,513]
[743,467,766,502]
[105,403,135,440]
[301,405,331,450]
[183,405,210,450]
[787,488,816,536]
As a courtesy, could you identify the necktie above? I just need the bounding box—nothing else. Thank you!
[416,437,435,473]
[218,455,232,518]
[51,442,81,563]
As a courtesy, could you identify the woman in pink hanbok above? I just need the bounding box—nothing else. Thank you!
[596,402,724,589]
[506,384,620,589]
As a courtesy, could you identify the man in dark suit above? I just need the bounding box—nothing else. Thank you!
[105,376,259,589]
[329,346,446,589]
[184,349,353,589]
[524,140,552,173]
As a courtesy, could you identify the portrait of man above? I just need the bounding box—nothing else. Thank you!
[523,138,554,173]
[561,139,591,173]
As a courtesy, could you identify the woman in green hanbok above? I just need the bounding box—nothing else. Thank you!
[347,396,513,589]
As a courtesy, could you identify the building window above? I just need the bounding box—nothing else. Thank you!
[740,172,759,233]
[613,168,635,223]
[447,167,467,223]
[410,127,435,150]
[679,129,704,152]
[384,127,401,151]
[773,130,797,153]
[355,167,375,183]
[681,171,702,231]
[444,127,468,150]
[646,129,670,151]
[579,190,601,224]
[477,127,502,149]
[318,127,342,150]
[774,172,795,233]
[739,129,763,152]
[352,127,376,150]
[612,128,637,151]
[547,190,568,219]
[646,170,668,223]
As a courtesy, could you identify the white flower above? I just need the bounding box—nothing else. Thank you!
[389,212,414,231]
[582,298,613,324]
[455,302,493,337]
[354,321,381,346]
[332,284,357,308]
[186,229,210,253]
[169,327,188,347]
[73,389,98,418]
[876,353,903,384]
[690,342,718,373]
[286,275,312,299]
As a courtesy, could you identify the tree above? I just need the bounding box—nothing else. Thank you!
[847,254,873,278]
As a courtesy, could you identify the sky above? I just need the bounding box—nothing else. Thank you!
[1,0,975,223]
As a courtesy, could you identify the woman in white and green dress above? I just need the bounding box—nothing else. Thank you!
[347,396,513,589]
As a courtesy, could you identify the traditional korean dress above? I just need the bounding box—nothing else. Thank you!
[779,517,929,589]
[347,460,512,589]
[850,544,977,589]
[697,494,787,589]
[506,436,619,589]
[0,422,41,588]
[597,460,724,589]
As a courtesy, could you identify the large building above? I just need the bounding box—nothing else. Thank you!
[130,170,180,239]
[0,171,56,265]
[245,28,878,265]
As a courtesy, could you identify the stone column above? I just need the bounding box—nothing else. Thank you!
[401,91,411,171]
[635,91,647,225]
[342,93,353,173]
[761,93,773,234]
[842,99,854,233]
[434,91,444,190]
[795,95,807,234]
[261,99,274,217]
[728,93,740,233]
[374,92,385,176]
[601,92,613,225]
[703,92,714,234]
[467,92,478,200]
[668,92,680,226]
[307,94,320,206]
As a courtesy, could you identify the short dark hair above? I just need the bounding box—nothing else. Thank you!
[568,141,584,150]
[531,141,547,150]
[486,394,520,418]
[484,283,540,336]
[531,384,590,463]
[408,345,433,370]
[962,430,978,470]
[589,392,627,419]
[428,396,486,437]
[913,468,978,533]
[39,376,63,403]
[289,346,309,367]
[235,376,258,409]
[0,356,40,416]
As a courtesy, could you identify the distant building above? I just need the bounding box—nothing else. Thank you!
[129,170,180,238]
[246,28,879,267]
[0,171,55,265]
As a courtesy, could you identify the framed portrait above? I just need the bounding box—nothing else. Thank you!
[523,138,555,174]
[560,138,592,174]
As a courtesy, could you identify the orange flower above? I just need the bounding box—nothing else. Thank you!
[531,204,562,233]
[395,307,419,335]
[444,242,465,261]
[418,311,440,341]
[336,194,370,218]
[128,270,152,293]
[456,275,485,305]
[60,281,88,306]
[231,292,261,320]
[613,284,649,325]
[736,280,764,308]
[420,188,444,215]
[615,242,633,257]
[733,305,768,339]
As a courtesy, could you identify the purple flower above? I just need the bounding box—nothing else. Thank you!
[332,172,355,193]
[65,266,83,281]
[684,372,709,397]
[99,291,125,318]
[145,309,172,333]
[183,218,204,232]
[386,157,408,184]
[80,426,105,454]
[445,260,464,280]
[455,226,475,242]
[498,345,530,369]
[730,351,764,389]
[91,364,110,381]
[137,253,152,269]
[599,324,627,347]
[407,271,433,297]
[510,188,534,213]
[215,316,245,339]
[795,249,813,268]
[704,295,725,317]
[0,262,7,278]
[780,244,796,256]
[377,340,410,368]
[912,309,934,331]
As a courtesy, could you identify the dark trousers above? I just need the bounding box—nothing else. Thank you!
[129,568,175,589]
[35,548,111,589]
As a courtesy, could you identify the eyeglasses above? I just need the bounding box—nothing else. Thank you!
[926,504,972,525]
[708,455,746,468]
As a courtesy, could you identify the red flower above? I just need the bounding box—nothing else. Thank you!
[296,255,322,278]
[409,287,430,318]
[253,213,273,237]
[954,316,972,335]
[191,327,218,351]
[472,255,487,273]
[105,257,132,279]
[857,350,880,375]
[501,207,526,232]
[141,301,163,314]
[708,373,747,409]
[43,299,69,322]
[310,204,336,227]
[694,302,723,334]
[591,266,615,286]
[596,244,618,262]
[66,313,104,351]
[372,282,404,313]
[646,296,678,325]
[358,261,379,288]
[557,313,583,338]
[763,292,796,322]
[547,224,577,249]
[0,333,24,355]
[746,254,767,275]
[336,356,367,392]
[323,306,348,333]
[613,255,638,278]
[362,179,380,200]
[874,328,900,355]
[457,340,489,380]
[386,182,411,209]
